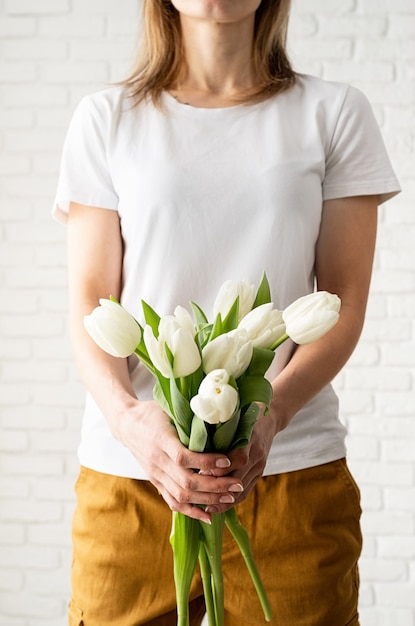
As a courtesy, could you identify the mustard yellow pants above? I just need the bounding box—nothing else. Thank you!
[69,459,362,626]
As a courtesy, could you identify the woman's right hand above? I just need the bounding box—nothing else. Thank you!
[116,399,244,523]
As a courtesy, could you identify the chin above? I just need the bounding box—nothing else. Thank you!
[170,0,262,23]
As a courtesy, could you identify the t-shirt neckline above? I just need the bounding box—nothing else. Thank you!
[162,90,269,117]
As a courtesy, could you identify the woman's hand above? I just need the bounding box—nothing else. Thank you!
[201,407,280,515]
[116,399,245,524]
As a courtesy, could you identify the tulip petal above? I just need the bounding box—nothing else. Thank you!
[84,300,141,358]
[238,303,285,349]
[171,329,202,378]
[143,325,172,377]
[213,279,256,322]
[202,329,253,379]
[190,370,238,424]
[283,291,341,345]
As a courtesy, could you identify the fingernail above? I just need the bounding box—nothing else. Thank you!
[202,517,212,525]
[219,494,235,504]
[229,483,244,493]
[216,458,231,468]
[205,506,219,514]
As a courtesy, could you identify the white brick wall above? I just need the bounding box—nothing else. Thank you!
[0,0,413,624]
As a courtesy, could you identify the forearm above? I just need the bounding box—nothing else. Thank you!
[67,203,138,439]
[70,311,140,441]
[267,195,378,434]
[270,302,364,432]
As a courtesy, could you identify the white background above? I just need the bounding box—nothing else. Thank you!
[0,0,414,624]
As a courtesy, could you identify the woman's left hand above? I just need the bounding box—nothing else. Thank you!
[204,409,278,514]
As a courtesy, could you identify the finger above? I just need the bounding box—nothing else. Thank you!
[205,461,264,514]
[163,437,232,472]
[152,479,213,524]
[152,471,241,522]
[201,446,251,478]
[165,463,244,500]
[150,461,244,508]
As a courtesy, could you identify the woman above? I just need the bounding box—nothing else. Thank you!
[54,1,400,624]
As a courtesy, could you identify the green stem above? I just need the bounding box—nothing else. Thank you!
[268,333,289,352]
[180,376,189,398]
[200,513,225,626]
[225,508,272,622]
[198,543,215,626]
[170,512,201,626]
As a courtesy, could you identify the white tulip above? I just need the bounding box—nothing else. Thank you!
[84,299,141,358]
[238,303,286,349]
[143,325,172,378]
[202,328,253,379]
[190,369,239,424]
[170,305,196,335]
[144,308,201,378]
[213,279,256,322]
[283,291,341,345]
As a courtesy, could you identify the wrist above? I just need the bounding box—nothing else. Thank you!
[268,392,294,435]
[105,391,142,444]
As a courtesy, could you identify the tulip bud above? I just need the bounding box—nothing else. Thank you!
[144,308,201,378]
[283,291,341,344]
[202,328,253,379]
[238,303,286,349]
[190,369,239,424]
[213,279,256,322]
[84,299,142,358]
[143,325,172,378]
[171,305,196,335]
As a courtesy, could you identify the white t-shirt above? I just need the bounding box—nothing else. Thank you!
[54,74,400,479]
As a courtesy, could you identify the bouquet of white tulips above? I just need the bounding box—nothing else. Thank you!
[84,274,341,626]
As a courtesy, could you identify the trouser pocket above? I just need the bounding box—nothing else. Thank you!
[68,599,84,626]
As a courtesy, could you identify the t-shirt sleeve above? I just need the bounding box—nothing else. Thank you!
[323,85,401,205]
[52,95,119,223]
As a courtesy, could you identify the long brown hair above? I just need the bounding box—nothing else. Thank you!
[122,0,296,106]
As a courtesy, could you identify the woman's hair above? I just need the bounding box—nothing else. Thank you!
[122,0,296,106]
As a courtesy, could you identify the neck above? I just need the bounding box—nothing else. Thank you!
[175,15,257,100]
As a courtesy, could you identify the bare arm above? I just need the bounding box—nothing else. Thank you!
[271,194,378,423]
[207,194,378,512]
[67,203,243,523]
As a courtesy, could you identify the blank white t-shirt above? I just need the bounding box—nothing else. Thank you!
[54,74,400,479]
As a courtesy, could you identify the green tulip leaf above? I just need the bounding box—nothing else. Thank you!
[213,409,241,452]
[222,296,239,332]
[170,377,193,439]
[153,378,173,419]
[188,415,208,453]
[209,312,223,341]
[196,324,213,350]
[189,366,204,399]
[175,422,191,448]
[244,347,275,377]
[238,376,273,413]
[141,300,161,336]
[230,403,260,449]
[252,272,271,309]
[134,329,155,372]
[190,301,209,331]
